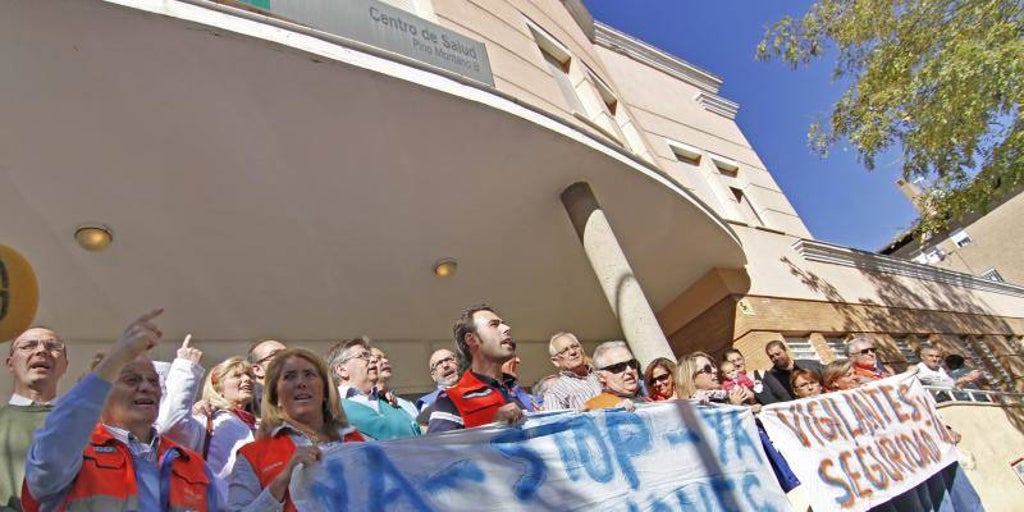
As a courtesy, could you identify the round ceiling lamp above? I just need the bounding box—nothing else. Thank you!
[74,225,113,252]
[433,258,458,278]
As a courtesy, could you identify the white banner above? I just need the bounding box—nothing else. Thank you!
[291,402,790,511]
[759,373,959,512]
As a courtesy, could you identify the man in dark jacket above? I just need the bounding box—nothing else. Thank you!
[755,340,823,404]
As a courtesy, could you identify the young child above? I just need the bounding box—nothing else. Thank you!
[720,360,756,392]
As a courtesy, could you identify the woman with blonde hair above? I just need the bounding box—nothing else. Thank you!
[823,360,860,391]
[158,355,259,487]
[229,348,364,510]
[676,351,753,405]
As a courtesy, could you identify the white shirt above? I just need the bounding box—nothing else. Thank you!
[916,362,956,388]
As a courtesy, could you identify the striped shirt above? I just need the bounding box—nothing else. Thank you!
[542,368,602,411]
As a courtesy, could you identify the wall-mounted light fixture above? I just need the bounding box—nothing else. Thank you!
[74,225,113,252]
[433,258,457,278]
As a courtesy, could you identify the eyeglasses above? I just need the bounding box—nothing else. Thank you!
[795,381,819,390]
[255,349,284,367]
[430,356,456,372]
[600,359,639,374]
[342,351,376,364]
[857,347,877,355]
[14,339,66,353]
[693,364,716,377]
[649,373,672,384]
[554,343,582,358]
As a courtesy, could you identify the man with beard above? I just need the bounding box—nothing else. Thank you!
[415,348,459,411]
[756,340,823,404]
[427,305,533,433]
[1,327,68,510]
[543,332,601,411]
[23,310,218,511]
[584,341,648,411]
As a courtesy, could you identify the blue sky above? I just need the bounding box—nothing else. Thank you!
[585,1,920,251]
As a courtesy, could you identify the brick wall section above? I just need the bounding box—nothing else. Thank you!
[663,294,1024,376]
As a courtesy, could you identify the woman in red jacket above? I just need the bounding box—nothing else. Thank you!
[228,348,363,511]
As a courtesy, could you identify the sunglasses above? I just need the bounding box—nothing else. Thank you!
[693,364,716,377]
[857,347,877,355]
[649,373,672,384]
[600,359,639,374]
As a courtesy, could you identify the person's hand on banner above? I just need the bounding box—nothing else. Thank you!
[269,445,322,503]
[494,402,524,424]
[616,399,636,412]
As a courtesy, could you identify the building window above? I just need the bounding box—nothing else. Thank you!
[824,337,848,361]
[528,23,585,114]
[892,337,919,364]
[668,141,702,166]
[783,336,822,363]
[950,229,972,248]
[710,154,739,177]
[731,187,765,227]
[961,336,1015,391]
[981,268,1004,282]
[920,247,945,263]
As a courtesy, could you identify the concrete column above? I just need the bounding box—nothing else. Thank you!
[560,181,675,366]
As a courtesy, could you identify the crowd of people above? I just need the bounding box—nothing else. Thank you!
[0,305,987,510]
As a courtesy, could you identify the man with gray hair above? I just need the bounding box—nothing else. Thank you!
[584,341,647,411]
[542,332,602,411]
[914,344,983,402]
[327,337,419,440]
[847,334,891,384]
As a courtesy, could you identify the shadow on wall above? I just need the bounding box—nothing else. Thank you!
[780,255,1024,433]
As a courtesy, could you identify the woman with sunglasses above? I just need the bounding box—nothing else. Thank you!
[229,348,364,511]
[675,351,753,406]
[644,358,677,402]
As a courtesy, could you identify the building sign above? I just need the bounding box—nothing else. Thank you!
[759,373,960,512]
[0,244,39,342]
[291,403,790,511]
[247,0,494,86]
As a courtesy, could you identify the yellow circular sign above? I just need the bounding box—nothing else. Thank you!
[0,244,39,342]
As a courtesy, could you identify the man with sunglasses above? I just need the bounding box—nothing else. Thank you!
[757,340,824,404]
[847,334,891,384]
[1,327,69,509]
[543,332,602,411]
[584,341,648,411]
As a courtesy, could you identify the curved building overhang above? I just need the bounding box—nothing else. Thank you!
[0,0,745,343]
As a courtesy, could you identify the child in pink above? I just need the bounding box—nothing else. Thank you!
[719,360,756,392]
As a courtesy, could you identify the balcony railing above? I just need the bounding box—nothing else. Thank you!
[923,385,1024,406]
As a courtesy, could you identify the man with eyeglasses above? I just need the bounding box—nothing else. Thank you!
[325,337,412,440]
[543,332,602,411]
[757,340,824,404]
[415,349,459,412]
[427,305,534,433]
[1,327,69,509]
[847,334,891,384]
[584,341,648,411]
